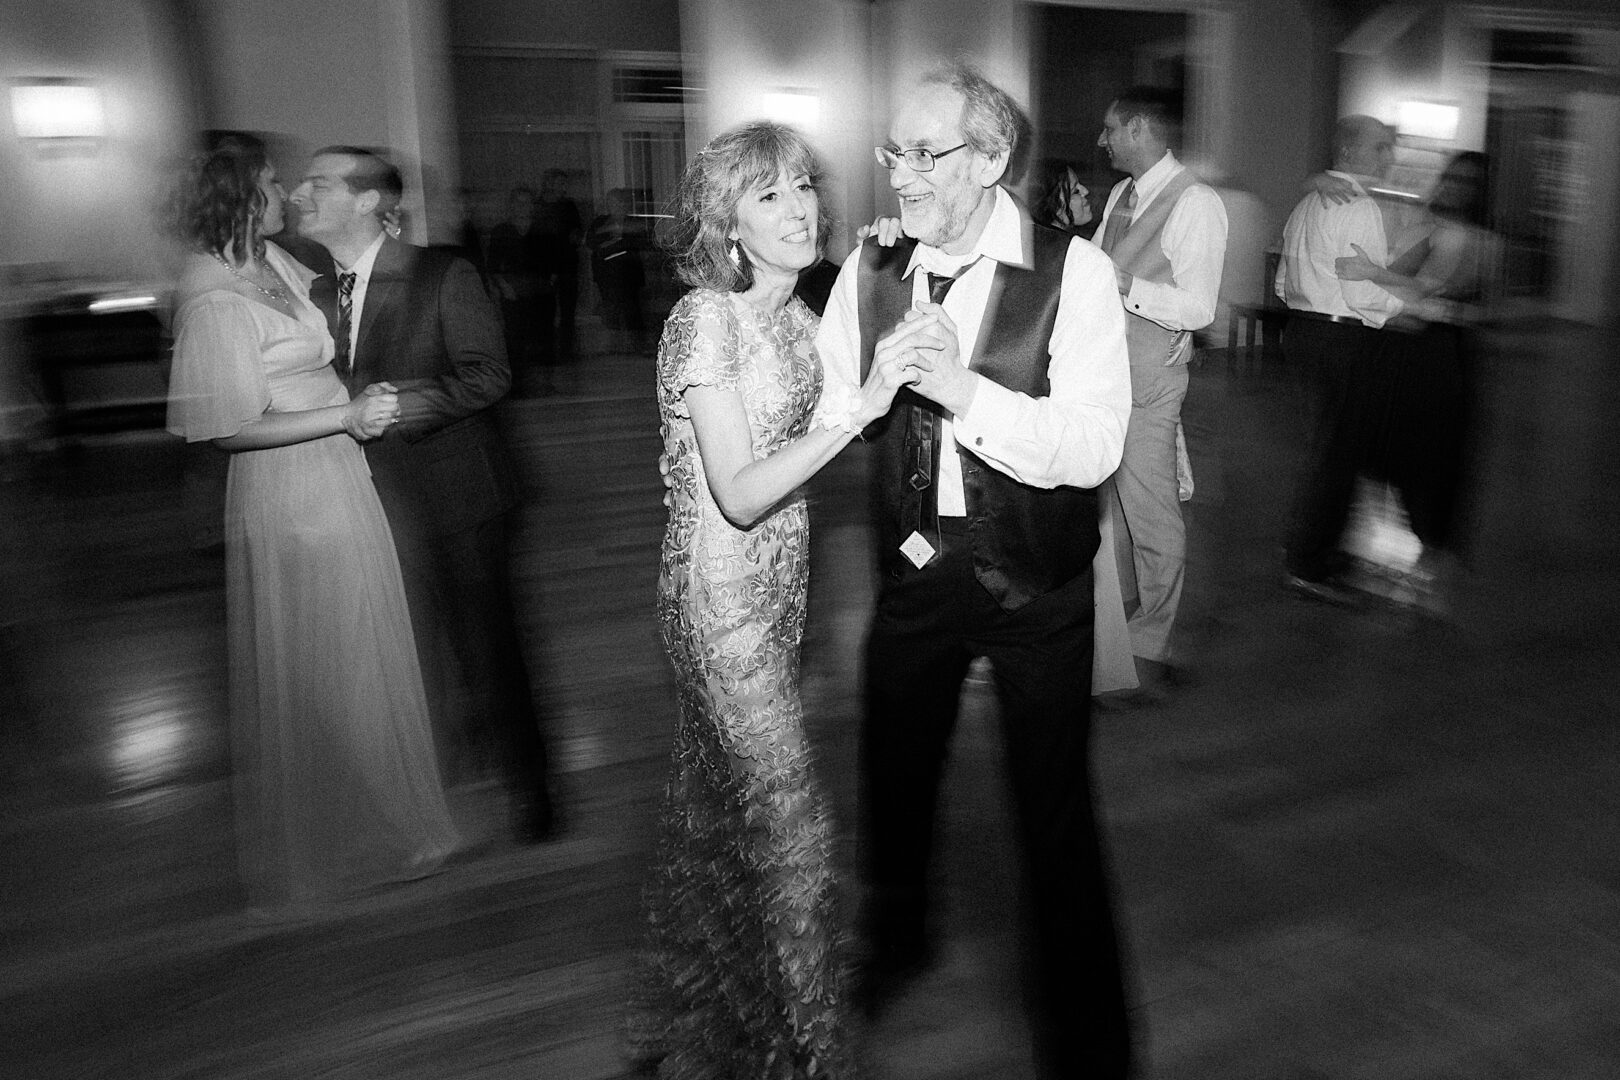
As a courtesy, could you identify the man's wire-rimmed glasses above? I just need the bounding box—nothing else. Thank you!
[874,143,969,172]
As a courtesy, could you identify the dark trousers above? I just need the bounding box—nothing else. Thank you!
[537,274,578,363]
[1284,318,1382,582]
[1375,321,1470,552]
[395,514,549,804]
[862,519,1132,1079]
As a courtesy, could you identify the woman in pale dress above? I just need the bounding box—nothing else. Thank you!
[163,136,458,909]
[629,121,910,1079]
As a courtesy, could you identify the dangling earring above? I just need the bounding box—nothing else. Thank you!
[727,239,742,268]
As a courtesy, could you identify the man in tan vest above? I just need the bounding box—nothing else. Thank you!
[1093,87,1227,696]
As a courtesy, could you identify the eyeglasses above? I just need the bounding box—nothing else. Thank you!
[874,143,969,172]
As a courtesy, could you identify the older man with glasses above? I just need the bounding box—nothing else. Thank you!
[814,60,1135,1079]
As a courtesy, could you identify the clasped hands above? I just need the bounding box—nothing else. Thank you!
[868,302,976,417]
[342,381,402,441]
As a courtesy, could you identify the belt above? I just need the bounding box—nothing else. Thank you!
[1288,309,1368,328]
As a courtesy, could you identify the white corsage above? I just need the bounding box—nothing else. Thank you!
[812,380,865,435]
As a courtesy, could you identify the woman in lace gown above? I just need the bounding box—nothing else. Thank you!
[164,136,458,909]
[630,122,911,1078]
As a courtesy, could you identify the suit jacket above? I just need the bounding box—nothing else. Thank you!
[310,236,519,551]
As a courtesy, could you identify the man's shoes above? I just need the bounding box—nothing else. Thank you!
[1094,657,1189,710]
[1135,657,1189,698]
[1283,572,1361,607]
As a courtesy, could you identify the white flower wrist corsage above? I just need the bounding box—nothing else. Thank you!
[813,382,865,436]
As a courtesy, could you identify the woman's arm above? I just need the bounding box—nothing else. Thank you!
[1335,243,1430,305]
[686,352,909,530]
[213,391,397,452]
[1337,223,1479,311]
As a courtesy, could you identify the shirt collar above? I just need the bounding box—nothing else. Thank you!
[1133,150,1182,205]
[905,185,1031,280]
[341,230,388,283]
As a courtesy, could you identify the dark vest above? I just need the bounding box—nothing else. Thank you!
[856,228,1099,611]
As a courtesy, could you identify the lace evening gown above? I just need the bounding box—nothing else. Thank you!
[632,288,852,1079]
[167,243,459,907]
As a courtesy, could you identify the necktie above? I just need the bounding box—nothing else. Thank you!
[334,271,356,370]
[900,266,969,547]
[1099,179,1137,255]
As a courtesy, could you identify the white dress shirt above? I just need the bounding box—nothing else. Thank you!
[816,186,1130,514]
[337,230,388,363]
[1093,151,1228,333]
[1274,171,1404,328]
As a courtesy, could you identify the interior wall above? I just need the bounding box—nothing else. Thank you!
[193,0,459,243]
[1034,6,1190,197]
[1221,0,1332,254]
[448,0,681,53]
[678,0,874,259]
[0,0,192,281]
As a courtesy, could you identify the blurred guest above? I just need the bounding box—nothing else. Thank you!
[1033,158,1095,237]
[163,135,458,909]
[629,120,909,1078]
[289,147,557,844]
[1334,151,1499,608]
[587,188,648,353]
[1092,86,1227,698]
[535,169,583,367]
[821,61,1133,1079]
[1275,116,1404,603]
[488,186,545,386]
[456,188,502,276]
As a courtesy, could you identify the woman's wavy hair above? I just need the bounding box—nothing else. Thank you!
[1033,160,1082,231]
[663,120,829,293]
[162,131,271,262]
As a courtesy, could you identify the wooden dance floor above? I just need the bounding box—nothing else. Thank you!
[3,318,1618,1078]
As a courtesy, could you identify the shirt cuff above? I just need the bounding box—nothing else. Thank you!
[1123,277,1153,319]
[950,373,1014,453]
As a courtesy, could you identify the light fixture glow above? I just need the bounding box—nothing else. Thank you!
[762,91,820,129]
[1397,101,1459,142]
[10,79,105,140]
[89,295,158,314]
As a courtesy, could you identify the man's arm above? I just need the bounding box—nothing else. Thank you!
[1119,184,1228,333]
[394,255,512,438]
[1337,200,1404,327]
[950,238,1131,490]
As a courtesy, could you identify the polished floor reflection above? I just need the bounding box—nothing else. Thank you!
[3,318,1618,1079]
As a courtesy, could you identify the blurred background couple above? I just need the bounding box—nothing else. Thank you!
[163,134,556,917]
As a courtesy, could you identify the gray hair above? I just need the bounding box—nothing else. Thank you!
[917,60,1023,161]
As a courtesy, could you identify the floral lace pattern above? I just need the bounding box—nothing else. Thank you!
[631,289,853,1078]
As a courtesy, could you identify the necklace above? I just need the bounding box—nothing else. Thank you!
[216,253,291,306]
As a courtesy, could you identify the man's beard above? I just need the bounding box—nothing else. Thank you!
[902,195,969,250]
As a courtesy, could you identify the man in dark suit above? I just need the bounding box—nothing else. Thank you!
[288,146,555,843]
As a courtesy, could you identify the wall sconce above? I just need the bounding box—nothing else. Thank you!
[1396,100,1459,142]
[762,90,820,129]
[10,78,106,141]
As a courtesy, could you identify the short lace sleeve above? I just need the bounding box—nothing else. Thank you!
[166,292,271,442]
[659,290,741,419]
